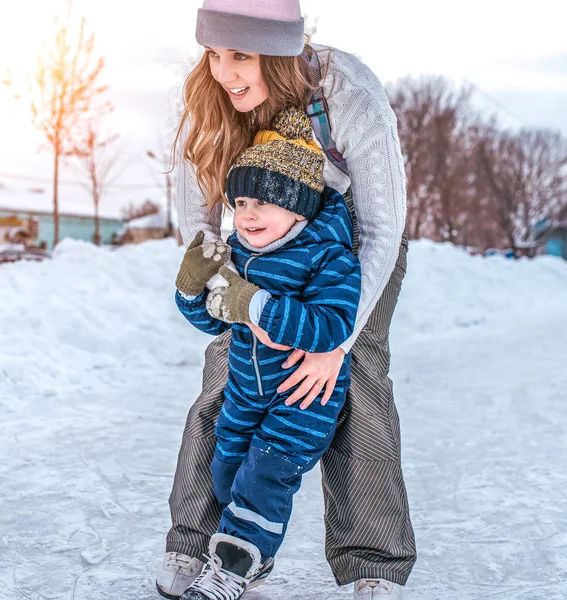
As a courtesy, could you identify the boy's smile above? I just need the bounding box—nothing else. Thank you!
[242,226,266,237]
[233,197,305,247]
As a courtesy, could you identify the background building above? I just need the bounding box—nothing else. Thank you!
[0,206,123,249]
[0,180,124,249]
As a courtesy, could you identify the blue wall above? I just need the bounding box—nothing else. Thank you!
[546,230,567,260]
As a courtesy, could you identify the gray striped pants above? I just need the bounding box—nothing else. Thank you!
[167,193,417,586]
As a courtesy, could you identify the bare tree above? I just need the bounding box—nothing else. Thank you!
[428,87,481,245]
[477,126,567,255]
[388,76,481,242]
[30,10,110,246]
[515,129,567,245]
[388,75,439,239]
[66,120,121,245]
[465,119,507,251]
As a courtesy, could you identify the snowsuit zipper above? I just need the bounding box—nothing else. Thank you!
[244,255,264,397]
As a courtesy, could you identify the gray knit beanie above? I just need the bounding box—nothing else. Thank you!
[196,0,305,57]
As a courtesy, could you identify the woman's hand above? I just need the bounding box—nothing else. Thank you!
[277,347,346,410]
[248,323,292,351]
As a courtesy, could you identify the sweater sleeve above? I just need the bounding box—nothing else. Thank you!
[257,243,361,353]
[175,289,231,337]
[176,156,238,290]
[323,51,407,352]
[176,158,224,247]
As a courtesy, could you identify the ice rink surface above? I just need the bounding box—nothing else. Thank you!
[1,238,566,599]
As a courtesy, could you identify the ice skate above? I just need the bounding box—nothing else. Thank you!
[180,533,266,600]
[156,552,204,599]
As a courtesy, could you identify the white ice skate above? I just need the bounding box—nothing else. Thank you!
[354,579,403,598]
[180,533,267,600]
[156,552,204,599]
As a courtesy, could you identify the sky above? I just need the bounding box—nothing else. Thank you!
[0,0,566,219]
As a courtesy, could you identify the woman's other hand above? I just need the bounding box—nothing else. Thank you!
[277,347,346,410]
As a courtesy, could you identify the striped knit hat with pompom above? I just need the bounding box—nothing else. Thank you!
[226,107,325,220]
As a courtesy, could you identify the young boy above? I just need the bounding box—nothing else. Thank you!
[174,107,361,600]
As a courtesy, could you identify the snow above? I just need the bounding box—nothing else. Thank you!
[1,238,566,599]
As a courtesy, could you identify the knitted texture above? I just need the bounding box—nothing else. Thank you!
[196,0,304,56]
[176,45,407,351]
[206,266,260,324]
[231,140,323,191]
[226,107,324,219]
[175,231,231,297]
[201,0,301,20]
[226,167,321,220]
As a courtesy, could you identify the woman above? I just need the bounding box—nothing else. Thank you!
[158,1,416,598]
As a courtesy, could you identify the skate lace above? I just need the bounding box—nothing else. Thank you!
[167,552,195,569]
[190,552,247,600]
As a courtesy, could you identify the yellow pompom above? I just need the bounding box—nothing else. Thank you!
[271,107,314,142]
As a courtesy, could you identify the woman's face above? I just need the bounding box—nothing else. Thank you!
[206,46,268,113]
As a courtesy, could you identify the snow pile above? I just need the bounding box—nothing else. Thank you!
[393,239,567,336]
[0,238,208,397]
[1,237,566,396]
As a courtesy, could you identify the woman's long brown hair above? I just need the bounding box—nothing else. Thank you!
[172,45,318,210]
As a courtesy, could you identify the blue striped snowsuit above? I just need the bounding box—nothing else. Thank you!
[176,187,361,560]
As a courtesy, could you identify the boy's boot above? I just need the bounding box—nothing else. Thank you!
[354,579,403,599]
[180,533,267,600]
[156,553,204,599]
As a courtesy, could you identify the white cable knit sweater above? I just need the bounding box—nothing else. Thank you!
[176,45,407,352]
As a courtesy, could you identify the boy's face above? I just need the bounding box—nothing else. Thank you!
[233,197,306,248]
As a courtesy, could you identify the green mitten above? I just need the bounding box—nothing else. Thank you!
[175,231,231,297]
[206,265,260,324]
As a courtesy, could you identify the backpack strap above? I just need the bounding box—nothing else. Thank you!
[302,46,350,176]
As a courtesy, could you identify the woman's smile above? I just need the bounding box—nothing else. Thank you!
[225,86,250,101]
